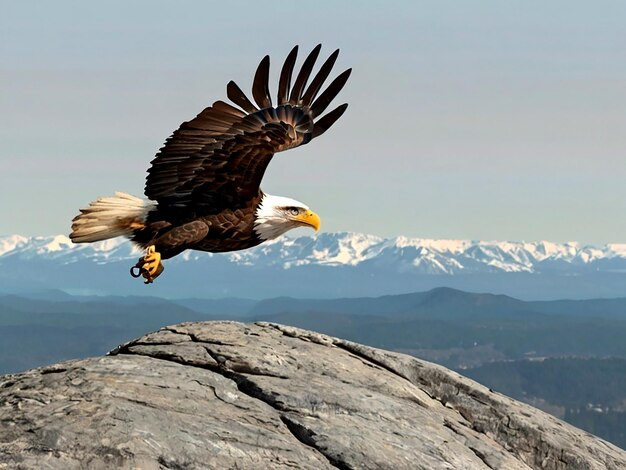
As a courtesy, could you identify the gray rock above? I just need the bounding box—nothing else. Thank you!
[0,321,623,469]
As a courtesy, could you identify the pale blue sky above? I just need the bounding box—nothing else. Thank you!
[2,1,626,243]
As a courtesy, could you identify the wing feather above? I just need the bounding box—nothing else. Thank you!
[288,44,321,105]
[252,55,272,109]
[301,49,339,107]
[277,46,298,105]
[226,81,258,114]
[212,100,247,118]
[313,103,349,138]
[145,45,350,213]
[310,68,352,118]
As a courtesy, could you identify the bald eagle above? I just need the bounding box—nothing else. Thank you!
[70,45,351,283]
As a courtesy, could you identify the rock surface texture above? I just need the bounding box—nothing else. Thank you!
[0,321,624,469]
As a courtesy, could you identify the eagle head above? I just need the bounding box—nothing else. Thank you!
[254,194,321,241]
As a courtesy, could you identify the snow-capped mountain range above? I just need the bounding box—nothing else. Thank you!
[2,233,626,299]
[2,232,626,274]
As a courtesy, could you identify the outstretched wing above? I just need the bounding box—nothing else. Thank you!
[145,45,351,213]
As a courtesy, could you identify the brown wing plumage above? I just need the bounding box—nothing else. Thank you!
[145,45,351,214]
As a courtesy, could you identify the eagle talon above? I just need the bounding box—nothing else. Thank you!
[130,245,164,284]
[130,265,143,278]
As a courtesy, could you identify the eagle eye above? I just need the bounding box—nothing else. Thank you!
[286,207,300,216]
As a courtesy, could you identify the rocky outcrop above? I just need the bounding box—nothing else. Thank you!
[0,321,624,469]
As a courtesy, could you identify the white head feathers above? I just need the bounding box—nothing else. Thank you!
[254,194,312,241]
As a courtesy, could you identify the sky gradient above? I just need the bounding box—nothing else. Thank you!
[2,1,626,243]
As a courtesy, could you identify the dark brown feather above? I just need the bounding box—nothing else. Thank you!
[277,46,298,105]
[313,103,349,138]
[226,81,258,114]
[288,44,321,105]
[252,55,272,109]
[301,49,339,107]
[310,68,352,118]
[213,100,247,118]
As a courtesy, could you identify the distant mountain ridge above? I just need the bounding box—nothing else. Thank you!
[2,233,626,299]
[3,232,626,272]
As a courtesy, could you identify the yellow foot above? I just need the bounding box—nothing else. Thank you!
[130,245,164,284]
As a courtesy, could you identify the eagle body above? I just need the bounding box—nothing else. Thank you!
[70,45,350,282]
[134,196,263,257]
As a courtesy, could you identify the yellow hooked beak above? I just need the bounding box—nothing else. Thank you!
[295,209,321,232]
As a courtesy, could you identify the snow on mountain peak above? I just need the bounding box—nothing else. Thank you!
[393,237,471,254]
[607,244,626,257]
[1,233,625,275]
[0,235,29,256]
[39,235,74,253]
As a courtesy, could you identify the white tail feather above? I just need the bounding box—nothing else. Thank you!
[70,192,155,243]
